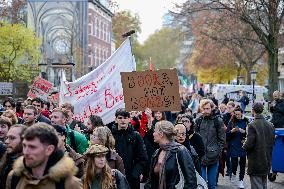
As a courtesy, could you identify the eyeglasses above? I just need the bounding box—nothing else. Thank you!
[181,120,190,123]
[4,136,17,141]
[177,132,186,137]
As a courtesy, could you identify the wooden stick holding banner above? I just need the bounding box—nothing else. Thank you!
[121,69,180,112]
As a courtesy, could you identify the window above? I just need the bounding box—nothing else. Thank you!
[93,20,96,36]
[96,19,99,37]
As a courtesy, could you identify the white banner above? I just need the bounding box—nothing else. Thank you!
[60,38,135,124]
[0,82,13,95]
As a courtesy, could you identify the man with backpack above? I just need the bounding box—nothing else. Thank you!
[195,99,225,189]
[6,123,82,189]
[50,108,88,154]
[238,91,249,112]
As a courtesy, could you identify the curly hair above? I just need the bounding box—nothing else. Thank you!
[92,126,115,150]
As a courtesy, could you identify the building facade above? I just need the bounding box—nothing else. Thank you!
[27,0,114,86]
[87,0,113,72]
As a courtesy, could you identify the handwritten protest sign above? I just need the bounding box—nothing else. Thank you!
[60,38,135,124]
[121,69,180,111]
[27,77,53,101]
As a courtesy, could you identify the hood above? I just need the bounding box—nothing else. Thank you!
[12,151,78,182]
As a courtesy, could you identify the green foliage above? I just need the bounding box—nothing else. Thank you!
[0,23,41,82]
[140,27,182,70]
[112,10,141,48]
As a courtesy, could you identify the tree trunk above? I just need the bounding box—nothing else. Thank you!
[267,48,279,99]
[245,68,251,85]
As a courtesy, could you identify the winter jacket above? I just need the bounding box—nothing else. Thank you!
[66,125,89,154]
[243,114,275,176]
[107,150,125,175]
[222,112,232,126]
[0,142,6,159]
[66,145,85,178]
[111,124,148,183]
[270,99,284,128]
[144,145,197,189]
[226,118,248,157]
[187,131,205,159]
[0,152,22,189]
[195,114,226,165]
[139,112,148,137]
[36,114,51,125]
[6,150,82,189]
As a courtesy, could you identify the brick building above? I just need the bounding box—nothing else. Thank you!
[88,0,114,72]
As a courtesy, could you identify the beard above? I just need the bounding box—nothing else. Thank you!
[7,143,22,155]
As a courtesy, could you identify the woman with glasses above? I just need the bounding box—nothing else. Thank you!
[176,114,205,160]
[90,126,125,175]
[83,144,130,189]
[144,120,197,189]
[174,123,201,174]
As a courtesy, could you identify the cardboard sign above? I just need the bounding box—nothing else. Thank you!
[27,77,53,101]
[121,69,180,111]
[0,82,13,95]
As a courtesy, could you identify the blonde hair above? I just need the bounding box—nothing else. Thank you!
[219,103,227,109]
[155,120,177,141]
[227,101,236,107]
[2,110,18,125]
[93,126,115,149]
[199,99,215,110]
[83,155,114,189]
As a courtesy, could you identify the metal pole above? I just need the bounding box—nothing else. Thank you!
[252,79,255,104]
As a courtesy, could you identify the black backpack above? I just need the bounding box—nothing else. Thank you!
[11,173,65,189]
[244,96,250,105]
[195,116,221,133]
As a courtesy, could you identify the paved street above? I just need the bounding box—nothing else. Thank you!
[140,173,284,189]
[217,173,284,189]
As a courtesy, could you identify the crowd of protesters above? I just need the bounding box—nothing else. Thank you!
[0,87,281,189]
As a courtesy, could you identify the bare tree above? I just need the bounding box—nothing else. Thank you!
[172,0,284,96]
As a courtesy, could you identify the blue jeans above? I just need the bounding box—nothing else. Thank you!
[202,162,219,189]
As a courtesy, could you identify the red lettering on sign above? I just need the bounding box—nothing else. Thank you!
[104,89,124,109]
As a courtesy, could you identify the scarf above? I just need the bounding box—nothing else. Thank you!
[158,142,182,189]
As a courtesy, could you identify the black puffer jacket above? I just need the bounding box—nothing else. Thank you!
[144,145,197,189]
[270,99,284,128]
[111,124,148,181]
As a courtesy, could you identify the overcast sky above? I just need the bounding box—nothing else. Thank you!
[116,0,185,44]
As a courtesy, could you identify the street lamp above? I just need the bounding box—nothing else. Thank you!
[251,71,257,104]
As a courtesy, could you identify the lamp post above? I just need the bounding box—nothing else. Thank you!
[250,71,257,104]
